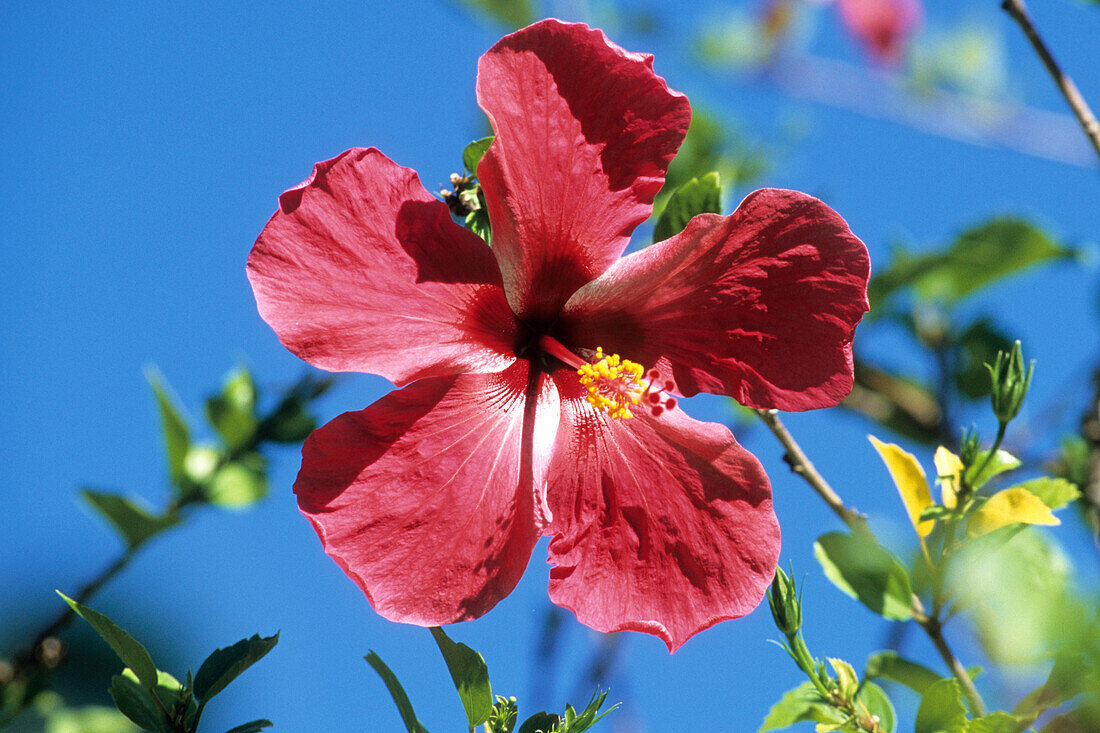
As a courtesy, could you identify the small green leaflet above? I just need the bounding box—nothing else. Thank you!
[366,651,430,733]
[652,172,722,244]
[193,632,279,703]
[430,626,494,730]
[58,592,158,689]
[813,532,914,621]
[145,367,192,487]
[462,136,494,174]
[914,679,968,733]
[81,489,180,549]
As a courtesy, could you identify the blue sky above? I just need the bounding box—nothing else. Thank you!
[3,1,1099,731]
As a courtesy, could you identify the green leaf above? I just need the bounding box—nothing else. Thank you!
[452,0,534,28]
[813,532,914,621]
[44,704,141,733]
[652,172,722,243]
[964,449,1020,490]
[108,674,170,733]
[758,681,846,731]
[146,368,191,487]
[205,459,268,508]
[464,206,492,244]
[857,682,896,733]
[871,218,1071,308]
[262,402,315,443]
[223,720,274,733]
[915,679,967,733]
[918,219,1071,302]
[968,712,1026,733]
[1014,477,1080,511]
[193,632,278,703]
[365,651,429,733]
[81,489,180,549]
[462,136,494,174]
[205,367,259,452]
[58,592,158,689]
[865,651,942,696]
[430,626,493,729]
[125,669,196,732]
[517,712,561,733]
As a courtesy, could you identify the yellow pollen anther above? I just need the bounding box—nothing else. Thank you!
[576,347,647,419]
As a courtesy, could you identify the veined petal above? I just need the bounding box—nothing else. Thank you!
[476,19,690,321]
[248,147,518,385]
[559,189,870,410]
[544,369,780,652]
[295,361,559,626]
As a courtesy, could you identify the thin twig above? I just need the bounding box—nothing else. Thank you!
[1001,0,1100,163]
[754,408,987,716]
[753,409,869,534]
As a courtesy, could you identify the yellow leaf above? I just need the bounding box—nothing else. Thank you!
[869,435,933,537]
[969,488,1060,536]
[934,446,963,509]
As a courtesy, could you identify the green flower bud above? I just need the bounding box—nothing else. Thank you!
[985,340,1034,424]
[767,566,802,637]
[959,426,982,468]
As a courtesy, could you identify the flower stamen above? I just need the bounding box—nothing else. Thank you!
[577,347,677,419]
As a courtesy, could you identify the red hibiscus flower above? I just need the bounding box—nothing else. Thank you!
[247,19,870,651]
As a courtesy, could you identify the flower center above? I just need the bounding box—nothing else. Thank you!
[538,336,676,419]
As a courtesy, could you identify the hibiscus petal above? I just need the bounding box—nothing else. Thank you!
[559,189,870,411]
[476,19,691,321]
[295,361,560,626]
[544,369,780,652]
[248,147,518,385]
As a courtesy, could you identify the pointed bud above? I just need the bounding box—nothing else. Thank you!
[959,426,982,468]
[985,340,1034,424]
[767,565,802,637]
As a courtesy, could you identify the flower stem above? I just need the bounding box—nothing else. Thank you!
[1001,0,1100,163]
[753,408,987,717]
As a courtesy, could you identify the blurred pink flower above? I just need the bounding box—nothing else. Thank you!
[247,19,869,651]
[837,0,923,63]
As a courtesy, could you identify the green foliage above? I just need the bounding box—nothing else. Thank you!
[62,593,277,733]
[652,172,722,243]
[146,368,192,488]
[430,626,494,730]
[451,0,534,28]
[365,652,430,733]
[58,593,158,689]
[869,218,1071,308]
[109,673,170,733]
[813,532,914,621]
[222,719,273,733]
[463,136,494,174]
[759,682,847,731]
[963,448,1020,491]
[193,633,279,703]
[1014,477,1080,510]
[486,696,518,733]
[205,367,259,452]
[864,651,942,696]
[517,712,561,733]
[914,679,967,733]
[854,682,896,733]
[952,320,1013,399]
[204,457,268,509]
[81,490,180,549]
[44,704,140,733]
